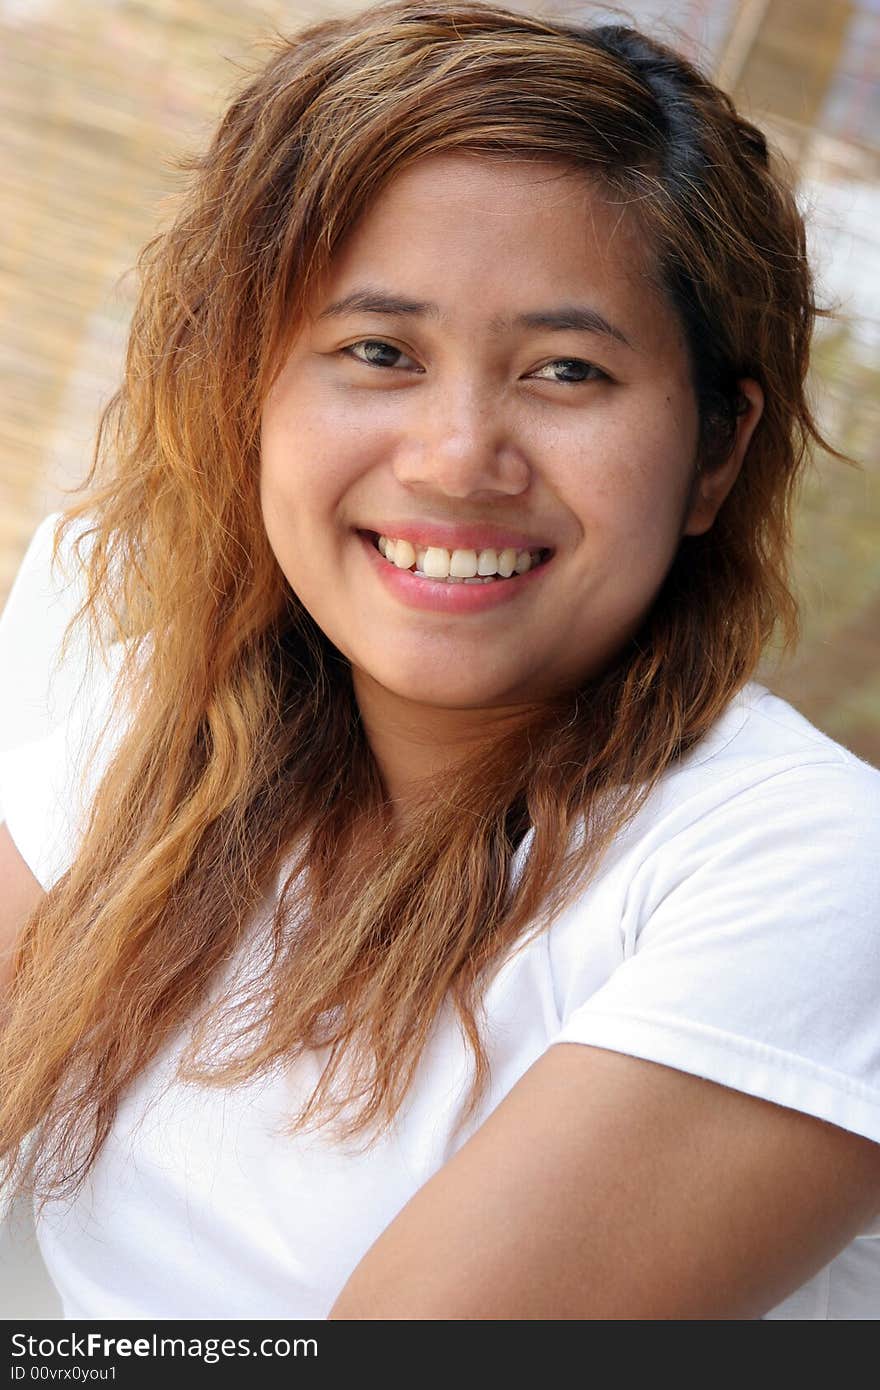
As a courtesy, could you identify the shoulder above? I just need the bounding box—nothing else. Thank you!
[0,510,99,744]
[605,679,880,935]
[622,679,880,863]
[0,511,130,891]
[546,680,880,1153]
[687,677,875,781]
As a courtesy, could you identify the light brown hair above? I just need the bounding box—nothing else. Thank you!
[0,0,843,1209]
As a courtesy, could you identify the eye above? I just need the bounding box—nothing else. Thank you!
[530,358,610,385]
[340,341,610,385]
[341,339,421,371]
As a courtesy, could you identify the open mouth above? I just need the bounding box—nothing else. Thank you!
[359,530,554,583]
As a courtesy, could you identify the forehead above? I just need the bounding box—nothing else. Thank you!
[341,150,638,241]
[308,151,672,347]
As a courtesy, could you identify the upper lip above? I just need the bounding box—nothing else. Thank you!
[358,522,554,553]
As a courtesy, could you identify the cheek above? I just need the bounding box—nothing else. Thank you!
[259,413,333,535]
[258,406,317,582]
[262,386,389,519]
[258,455,301,574]
[568,415,693,547]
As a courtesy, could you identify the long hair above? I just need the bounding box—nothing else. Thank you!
[0,0,844,1210]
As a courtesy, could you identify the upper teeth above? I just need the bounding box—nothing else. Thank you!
[377,535,542,579]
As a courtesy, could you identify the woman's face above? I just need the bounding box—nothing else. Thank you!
[260,153,758,727]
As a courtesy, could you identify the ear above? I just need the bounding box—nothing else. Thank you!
[682,379,764,537]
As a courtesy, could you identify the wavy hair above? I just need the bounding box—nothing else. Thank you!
[0,0,844,1210]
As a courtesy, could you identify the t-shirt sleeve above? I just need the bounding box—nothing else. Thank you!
[549,756,880,1147]
[0,512,123,891]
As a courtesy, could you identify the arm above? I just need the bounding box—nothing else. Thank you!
[328,1041,880,1319]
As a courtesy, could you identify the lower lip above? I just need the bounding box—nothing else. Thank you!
[357,532,553,614]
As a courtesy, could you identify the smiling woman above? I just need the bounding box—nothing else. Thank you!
[1,0,879,1322]
[259,153,757,755]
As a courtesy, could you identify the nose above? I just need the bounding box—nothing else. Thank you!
[391,377,531,500]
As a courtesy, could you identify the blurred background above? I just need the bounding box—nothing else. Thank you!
[1,0,878,1318]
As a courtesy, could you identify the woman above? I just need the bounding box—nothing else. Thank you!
[1,0,878,1320]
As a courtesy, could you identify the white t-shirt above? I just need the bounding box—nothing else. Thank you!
[2,512,879,1321]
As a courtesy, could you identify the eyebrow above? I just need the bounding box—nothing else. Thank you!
[316,287,634,350]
